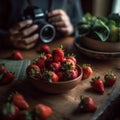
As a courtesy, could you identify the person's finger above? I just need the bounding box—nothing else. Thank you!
[48,9,65,17]
[9,20,33,34]
[23,34,39,45]
[21,25,38,37]
[52,21,67,27]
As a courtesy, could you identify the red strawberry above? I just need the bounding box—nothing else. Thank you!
[41,70,59,82]
[67,54,77,65]
[12,51,23,60]
[50,62,61,71]
[82,64,93,80]
[0,102,19,120]
[56,71,64,81]
[65,69,78,80]
[52,47,64,62]
[78,96,97,112]
[34,53,47,69]
[26,64,40,77]
[34,104,53,120]
[1,71,14,84]
[104,72,117,87]
[91,76,104,94]
[61,58,76,70]
[0,63,6,74]
[12,93,29,110]
[38,45,51,54]
[15,110,32,120]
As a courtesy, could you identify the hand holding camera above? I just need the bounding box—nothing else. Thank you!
[8,19,39,50]
[48,9,74,36]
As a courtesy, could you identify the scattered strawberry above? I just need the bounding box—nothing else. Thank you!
[15,110,32,120]
[91,76,104,94]
[26,64,40,77]
[34,104,53,120]
[82,64,93,80]
[78,96,97,112]
[0,64,6,74]
[38,45,51,54]
[52,47,64,62]
[0,102,19,120]
[104,72,117,87]
[12,51,23,60]
[12,92,29,110]
[0,71,14,84]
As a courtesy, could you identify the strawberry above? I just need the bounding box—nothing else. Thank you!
[12,92,29,110]
[38,45,51,54]
[0,102,19,120]
[0,71,14,84]
[65,69,78,80]
[82,64,93,80]
[52,47,64,62]
[26,64,40,77]
[12,51,23,60]
[91,76,104,94]
[104,72,117,87]
[61,58,76,70]
[56,71,64,81]
[78,96,97,112]
[40,70,59,82]
[50,62,61,71]
[0,64,6,74]
[34,104,53,120]
[67,54,77,65]
[33,53,47,69]
[15,110,32,120]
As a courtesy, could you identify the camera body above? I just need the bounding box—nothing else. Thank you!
[22,6,56,43]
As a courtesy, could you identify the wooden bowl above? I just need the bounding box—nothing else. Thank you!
[28,65,83,94]
[77,37,120,52]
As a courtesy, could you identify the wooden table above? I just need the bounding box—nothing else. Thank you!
[0,37,120,120]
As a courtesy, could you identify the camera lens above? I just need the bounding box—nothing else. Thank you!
[40,24,56,43]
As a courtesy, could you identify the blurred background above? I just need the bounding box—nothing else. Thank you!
[81,0,120,16]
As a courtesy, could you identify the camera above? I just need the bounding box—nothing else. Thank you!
[22,6,56,43]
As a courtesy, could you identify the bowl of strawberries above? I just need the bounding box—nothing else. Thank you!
[27,45,83,94]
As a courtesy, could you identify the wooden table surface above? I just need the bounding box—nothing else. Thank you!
[0,37,120,120]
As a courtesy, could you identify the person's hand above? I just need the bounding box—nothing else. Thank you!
[48,9,74,36]
[8,20,39,50]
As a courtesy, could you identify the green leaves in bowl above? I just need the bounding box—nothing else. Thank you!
[77,13,120,42]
